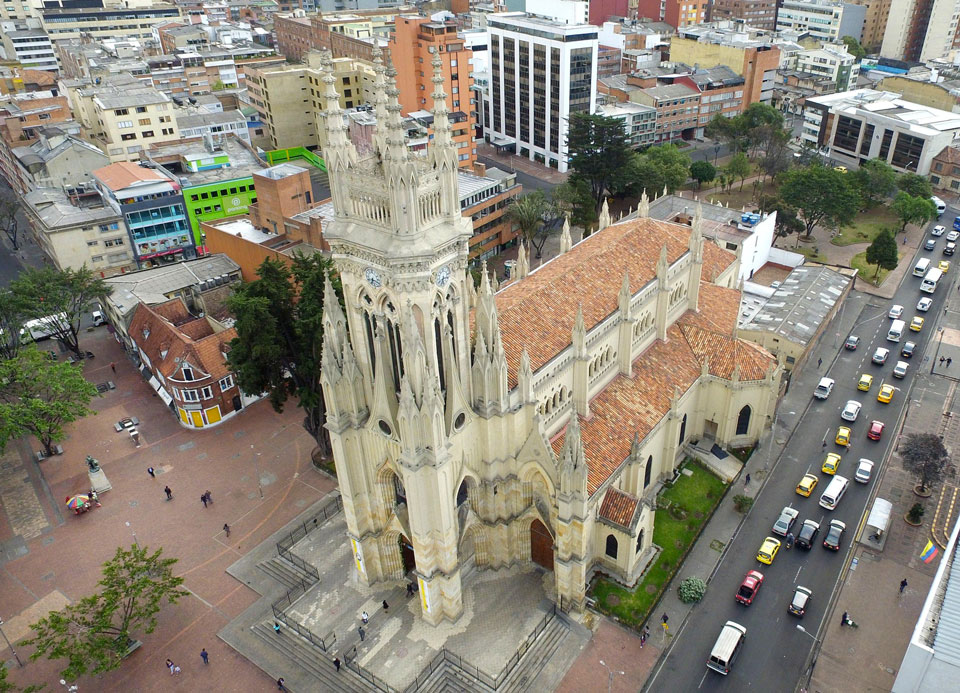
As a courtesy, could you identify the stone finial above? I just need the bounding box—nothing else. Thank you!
[559,214,572,254]
[598,198,611,231]
[516,241,529,279]
[637,188,650,218]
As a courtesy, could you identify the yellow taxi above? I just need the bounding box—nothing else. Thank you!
[833,165,847,173]
[940,260,951,273]
[910,316,925,332]
[757,536,782,565]
[796,473,819,497]
[857,373,873,392]
[822,452,841,475]
[836,426,851,446]
[878,383,896,404]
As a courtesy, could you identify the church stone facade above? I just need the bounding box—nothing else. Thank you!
[318,48,782,625]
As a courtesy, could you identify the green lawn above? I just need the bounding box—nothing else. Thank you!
[851,250,902,286]
[590,461,727,628]
[792,245,829,263]
[831,206,900,246]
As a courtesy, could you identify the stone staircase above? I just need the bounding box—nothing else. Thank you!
[251,621,369,692]
[256,556,316,591]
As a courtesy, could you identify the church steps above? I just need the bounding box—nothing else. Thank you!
[257,556,315,591]
[499,617,569,693]
[251,622,369,693]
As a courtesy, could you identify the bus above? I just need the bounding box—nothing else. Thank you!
[921,268,943,294]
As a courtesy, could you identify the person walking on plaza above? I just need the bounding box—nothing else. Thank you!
[110,361,116,373]
[841,611,849,627]
[223,523,231,537]
[201,493,208,508]
[900,578,908,595]
[200,648,208,664]
[744,473,751,488]
[382,600,389,612]
[277,677,285,691]
[640,629,647,648]
[164,485,172,500]
[273,622,281,634]
[358,626,365,641]
[361,610,369,624]
[166,659,175,675]
[147,466,155,478]
[333,657,341,672]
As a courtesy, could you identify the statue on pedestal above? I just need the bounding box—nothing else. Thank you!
[86,455,100,473]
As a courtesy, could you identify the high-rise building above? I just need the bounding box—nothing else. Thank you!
[391,15,476,168]
[776,0,864,43]
[845,0,892,52]
[708,0,778,31]
[482,13,597,173]
[635,0,709,29]
[881,0,960,62]
[0,23,58,73]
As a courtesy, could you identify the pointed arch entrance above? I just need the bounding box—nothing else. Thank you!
[399,534,416,574]
[530,519,554,570]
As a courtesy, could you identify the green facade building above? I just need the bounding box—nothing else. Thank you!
[182,177,257,249]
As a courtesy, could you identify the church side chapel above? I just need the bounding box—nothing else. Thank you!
[318,46,782,626]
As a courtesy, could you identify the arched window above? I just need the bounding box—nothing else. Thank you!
[605,534,618,559]
[678,414,687,446]
[636,529,644,554]
[644,455,653,488]
[736,405,751,436]
[456,480,469,507]
[394,474,407,506]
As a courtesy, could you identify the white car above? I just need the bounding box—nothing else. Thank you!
[949,230,960,242]
[841,400,862,422]
[855,458,875,483]
[772,506,800,536]
[889,304,904,319]
[873,347,890,365]
[893,360,909,378]
[933,225,946,236]
[917,297,933,312]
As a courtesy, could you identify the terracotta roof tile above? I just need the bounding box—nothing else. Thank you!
[598,487,641,530]
[934,145,960,166]
[91,161,171,192]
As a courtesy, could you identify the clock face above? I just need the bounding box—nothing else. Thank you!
[435,265,451,287]
[364,267,382,288]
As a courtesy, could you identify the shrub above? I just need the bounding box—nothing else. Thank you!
[907,503,925,524]
[678,576,707,604]
[733,494,754,513]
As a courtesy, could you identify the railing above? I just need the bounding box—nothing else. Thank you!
[344,650,398,692]
[264,146,327,171]
[276,495,343,557]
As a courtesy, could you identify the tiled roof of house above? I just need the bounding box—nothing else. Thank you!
[495,217,737,388]
[128,298,235,383]
[92,161,171,192]
[934,145,960,166]
[598,487,641,530]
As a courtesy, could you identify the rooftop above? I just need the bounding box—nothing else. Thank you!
[92,161,174,192]
[104,254,241,310]
[257,163,308,180]
[22,188,119,229]
[808,89,960,135]
[642,83,699,100]
[145,136,264,186]
[488,12,599,37]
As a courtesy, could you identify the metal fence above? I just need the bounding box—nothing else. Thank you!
[344,652,397,692]
[276,495,343,557]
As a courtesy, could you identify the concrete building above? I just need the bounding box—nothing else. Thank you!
[598,100,657,148]
[0,24,58,73]
[22,187,134,276]
[846,0,892,52]
[40,2,182,42]
[596,20,669,53]
[882,0,960,62]
[157,22,212,54]
[630,82,701,143]
[635,0,709,28]
[274,12,314,62]
[176,108,250,145]
[0,88,73,191]
[929,144,960,193]
[9,127,109,195]
[776,0,858,43]
[877,75,960,113]
[681,65,746,133]
[524,0,590,24]
[92,161,196,268]
[483,13,598,172]
[708,0,778,31]
[391,15,476,168]
[792,45,861,92]
[802,88,960,175]
[588,0,633,25]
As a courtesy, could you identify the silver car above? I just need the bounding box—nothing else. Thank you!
[841,400,862,422]
[773,506,799,536]
[855,458,874,483]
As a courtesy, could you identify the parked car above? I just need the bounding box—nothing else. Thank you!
[823,520,846,551]
[773,506,800,536]
[736,570,764,605]
[788,586,813,617]
[855,458,874,483]
[795,519,820,550]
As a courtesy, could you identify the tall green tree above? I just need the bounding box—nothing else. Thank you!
[865,229,899,278]
[779,164,861,237]
[841,35,867,60]
[758,194,805,242]
[898,172,933,199]
[0,197,20,251]
[8,267,111,359]
[850,158,898,207]
[726,152,751,191]
[21,544,187,680]
[0,290,26,361]
[566,112,633,209]
[900,432,949,493]
[892,191,938,232]
[755,125,792,182]
[226,254,339,455]
[704,114,745,152]
[0,348,98,456]
[552,178,597,231]
[505,191,550,257]
[689,160,716,189]
[644,143,691,193]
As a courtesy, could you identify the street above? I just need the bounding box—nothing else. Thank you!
[646,217,949,691]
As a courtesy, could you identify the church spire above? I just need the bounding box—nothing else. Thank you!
[429,51,458,173]
[559,405,587,504]
[382,58,410,166]
[371,44,389,155]
[516,241,529,279]
[320,51,356,174]
[559,215,572,254]
[598,198,611,231]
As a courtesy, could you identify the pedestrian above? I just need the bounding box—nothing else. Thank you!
[949,358,954,367]
[333,657,341,672]
[358,626,366,641]
[201,493,208,508]
[841,611,849,627]
[822,440,827,449]
[817,357,822,368]
[166,658,175,674]
[644,625,650,640]
[382,600,389,612]
[110,361,116,373]
[273,621,281,634]
[164,485,172,500]
[941,356,945,365]
[89,490,101,507]
[173,665,181,676]
[223,523,231,537]
[277,677,285,691]
[200,648,209,664]
[205,490,213,504]
[744,473,751,487]
[640,630,647,648]
[900,578,908,594]
[361,610,369,624]
[406,582,415,597]
[147,466,155,478]
[661,612,668,625]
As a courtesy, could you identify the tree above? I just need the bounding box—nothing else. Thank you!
[900,432,950,493]
[505,191,550,257]
[0,197,19,251]
[850,158,898,207]
[758,194,805,242]
[755,125,792,182]
[552,178,597,231]
[779,164,861,237]
[8,267,111,359]
[865,229,899,278]
[892,191,938,232]
[689,160,716,189]
[0,664,43,693]
[704,114,745,152]
[226,254,339,455]
[21,544,187,680]
[726,152,751,191]
[0,290,26,361]
[644,143,691,193]
[898,172,933,199]
[841,35,866,61]
[0,348,98,456]
[566,112,634,209]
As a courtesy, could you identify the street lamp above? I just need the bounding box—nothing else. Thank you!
[796,624,820,644]
[125,521,138,548]
[0,618,22,667]
[713,143,721,165]
[251,444,264,500]
[598,659,625,693]
[931,326,945,374]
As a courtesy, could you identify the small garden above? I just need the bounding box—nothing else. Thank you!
[830,206,900,247]
[590,460,727,628]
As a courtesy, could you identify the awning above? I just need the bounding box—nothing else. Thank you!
[148,376,161,391]
[866,497,893,531]
[156,387,173,406]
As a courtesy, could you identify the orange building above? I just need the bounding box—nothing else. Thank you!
[391,15,476,169]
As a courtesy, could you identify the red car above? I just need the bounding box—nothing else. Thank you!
[736,570,764,605]
[867,420,885,440]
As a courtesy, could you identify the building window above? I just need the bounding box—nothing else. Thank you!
[135,106,147,113]
[139,118,151,126]
[218,375,234,391]
[605,534,618,559]
[181,389,200,402]
[182,366,194,380]
[121,133,136,141]
[201,386,213,399]
[644,455,653,488]
[90,255,104,262]
[87,240,99,246]
[736,405,752,436]
[142,131,154,138]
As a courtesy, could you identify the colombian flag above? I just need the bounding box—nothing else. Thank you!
[921,540,939,564]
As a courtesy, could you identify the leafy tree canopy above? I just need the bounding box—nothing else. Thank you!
[725,152,751,190]
[779,164,861,236]
[850,158,898,207]
[758,194,805,242]
[898,172,933,199]
[506,191,558,258]
[900,432,950,492]
[865,229,899,278]
[0,290,26,361]
[689,160,716,189]
[552,177,597,231]
[892,191,938,232]
[566,112,634,208]
[624,144,691,196]
[841,35,867,60]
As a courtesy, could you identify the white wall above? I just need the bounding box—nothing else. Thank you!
[525,0,589,25]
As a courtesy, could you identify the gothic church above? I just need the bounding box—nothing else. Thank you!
[318,48,781,625]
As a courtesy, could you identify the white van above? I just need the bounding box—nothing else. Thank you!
[887,319,905,343]
[932,196,947,215]
[819,475,850,510]
[707,621,747,675]
[914,258,931,277]
[922,268,943,294]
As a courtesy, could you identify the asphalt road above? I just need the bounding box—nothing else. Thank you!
[646,216,953,691]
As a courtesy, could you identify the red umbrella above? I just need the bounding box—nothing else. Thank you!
[65,495,89,511]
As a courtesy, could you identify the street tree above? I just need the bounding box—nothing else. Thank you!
[0,197,19,251]
[897,172,933,199]
[644,143,691,193]
[892,191,938,232]
[841,35,866,60]
[0,290,26,361]
[505,191,550,257]
[900,432,950,493]
[551,178,597,231]
[21,544,187,680]
[865,229,899,278]
[689,160,716,189]
[566,112,633,209]
[755,125,792,182]
[758,194,805,243]
[8,267,111,359]
[850,158,898,207]
[725,152,751,191]
[226,254,339,456]
[704,114,745,152]
[0,348,98,457]
[779,164,861,238]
